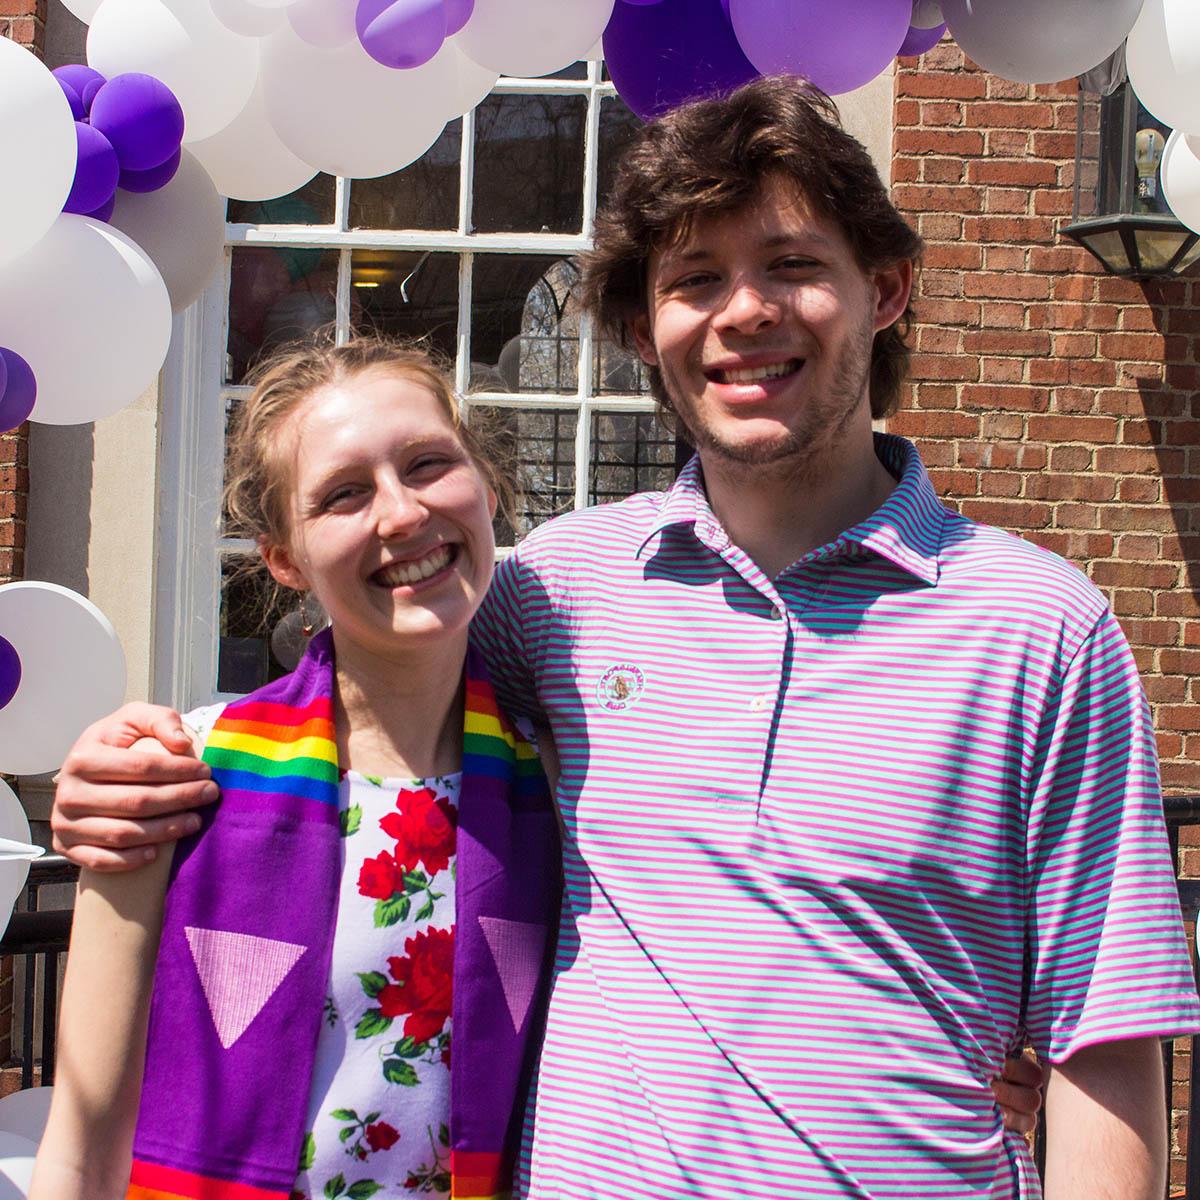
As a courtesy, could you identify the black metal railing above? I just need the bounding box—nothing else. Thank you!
[0,854,78,1088]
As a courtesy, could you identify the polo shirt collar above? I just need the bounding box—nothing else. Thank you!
[636,433,946,587]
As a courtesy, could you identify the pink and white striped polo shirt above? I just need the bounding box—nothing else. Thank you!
[472,434,1200,1199]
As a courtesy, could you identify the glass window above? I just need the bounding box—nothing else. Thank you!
[208,61,678,698]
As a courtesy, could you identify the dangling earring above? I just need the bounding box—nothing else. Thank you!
[300,592,316,637]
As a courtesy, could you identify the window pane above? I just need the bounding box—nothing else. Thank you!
[350,250,460,363]
[589,410,675,505]
[593,337,652,396]
[541,61,588,81]
[471,255,581,392]
[598,94,642,197]
[217,556,296,694]
[227,246,340,383]
[469,404,577,543]
[348,120,462,231]
[226,175,337,226]
[472,93,586,233]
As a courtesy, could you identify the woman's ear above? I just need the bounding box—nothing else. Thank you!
[261,539,309,593]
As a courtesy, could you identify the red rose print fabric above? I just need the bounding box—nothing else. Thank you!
[289,770,458,1200]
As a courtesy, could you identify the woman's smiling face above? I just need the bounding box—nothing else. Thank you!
[261,368,497,660]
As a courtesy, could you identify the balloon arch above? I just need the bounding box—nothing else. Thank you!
[0,0,1199,927]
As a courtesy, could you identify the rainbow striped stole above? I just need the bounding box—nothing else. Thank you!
[128,631,559,1200]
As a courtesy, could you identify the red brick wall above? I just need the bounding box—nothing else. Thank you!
[0,4,41,587]
[891,41,1200,795]
[890,40,1199,1184]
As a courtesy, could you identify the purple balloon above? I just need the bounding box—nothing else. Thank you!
[81,76,105,113]
[0,348,36,433]
[356,0,447,69]
[56,77,86,120]
[85,193,117,222]
[604,0,758,122]
[0,637,19,712]
[53,64,105,99]
[898,20,946,56]
[119,145,182,194]
[444,0,473,34]
[0,349,6,405]
[621,0,665,4]
[63,121,120,216]
[89,73,185,172]
[728,0,911,95]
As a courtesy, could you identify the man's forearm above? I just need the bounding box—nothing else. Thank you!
[1042,1036,1166,1200]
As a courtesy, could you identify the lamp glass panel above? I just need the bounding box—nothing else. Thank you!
[1173,240,1200,274]
[1080,229,1131,272]
[1133,228,1191,271]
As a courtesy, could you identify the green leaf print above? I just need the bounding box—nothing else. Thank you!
[374,894,411,927]
[392,1035,422,1058]
[383,1057,420,1086]
[415,895,435,922]
[402,870,429,893]
[299,1132,316,1171]
[330,1109,358,1121]
[438,1123,450,1147]
[340,805,362,837]
[354,1010,393,1039]
[356,971,388,999]
[324,1174,346,1199]
[346,1183,383,1200]
[365,1111,381,1124]
[364,775,384,786]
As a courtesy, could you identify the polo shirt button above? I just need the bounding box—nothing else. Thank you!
[750,695,768,712]
[768,607,783,621]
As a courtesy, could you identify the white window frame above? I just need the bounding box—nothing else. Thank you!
[153,60,662,711]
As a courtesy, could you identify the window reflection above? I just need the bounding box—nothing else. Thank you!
[589,411,675,505]
[471,255,581,392]
[350,250,460,362]
[473,94,586,234]
[226,175,336,226]
[217,556,294,694]
[226,246,340,383]
[349,120,462,231]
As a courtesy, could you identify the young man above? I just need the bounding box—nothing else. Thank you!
[55,78,1197,1198]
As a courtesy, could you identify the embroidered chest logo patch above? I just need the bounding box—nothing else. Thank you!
[596,663,646,712]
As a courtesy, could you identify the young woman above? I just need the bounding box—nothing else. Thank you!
[31,337,560,1200]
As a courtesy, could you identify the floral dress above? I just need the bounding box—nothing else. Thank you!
[183,707,458,1200]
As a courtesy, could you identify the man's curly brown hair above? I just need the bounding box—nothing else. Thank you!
[579,75,923,421]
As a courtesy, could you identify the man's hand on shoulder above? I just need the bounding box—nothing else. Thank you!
[52,703,219,872]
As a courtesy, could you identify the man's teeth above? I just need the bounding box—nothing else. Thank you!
[718,361,800,384]
[377,545,452,587]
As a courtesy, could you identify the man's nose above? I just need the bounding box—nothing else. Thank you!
[714,279,781,334]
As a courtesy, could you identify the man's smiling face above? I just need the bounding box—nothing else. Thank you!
[631,175,911,478]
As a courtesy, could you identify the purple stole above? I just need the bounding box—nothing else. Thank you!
[127,629,559,1200]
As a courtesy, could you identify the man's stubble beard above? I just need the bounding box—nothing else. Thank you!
[659,320,877,487]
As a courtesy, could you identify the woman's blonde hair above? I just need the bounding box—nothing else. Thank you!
[224,333,514,554]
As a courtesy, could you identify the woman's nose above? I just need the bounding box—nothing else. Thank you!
[374,480,428,537]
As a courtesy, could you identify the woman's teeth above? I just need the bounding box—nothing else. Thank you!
[375,545,453,587]
[716,360,802,384]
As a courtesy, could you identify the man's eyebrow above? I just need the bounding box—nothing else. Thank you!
[662,231,834,264]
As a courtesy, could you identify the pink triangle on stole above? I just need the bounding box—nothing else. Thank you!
[478,916,547,1033]
[185,926,308,1050]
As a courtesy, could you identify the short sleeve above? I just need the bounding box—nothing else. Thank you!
[181,702,226,752]
[471,547,548,725]
[1024,610,1200,1063]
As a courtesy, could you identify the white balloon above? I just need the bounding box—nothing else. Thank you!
[1162,130,1200,235]
[0,1130,37,1199]
[911,0,944,29]
[109,151,225,312]
[0,216,172,426]
[288,0,357,47]
[210,0,287,37]
[261,28,449,178]
[87,0,260,142]
[1128,0,1200,135]
[0,40,77,272]
[0,1088,53,1144]
[941,0,1145,84]
[187,77,318,201]
[0,582,126,777]
[447,42,500,115]
[59,0,104,21]
[0,780,39,940]
[456,0,615,78]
